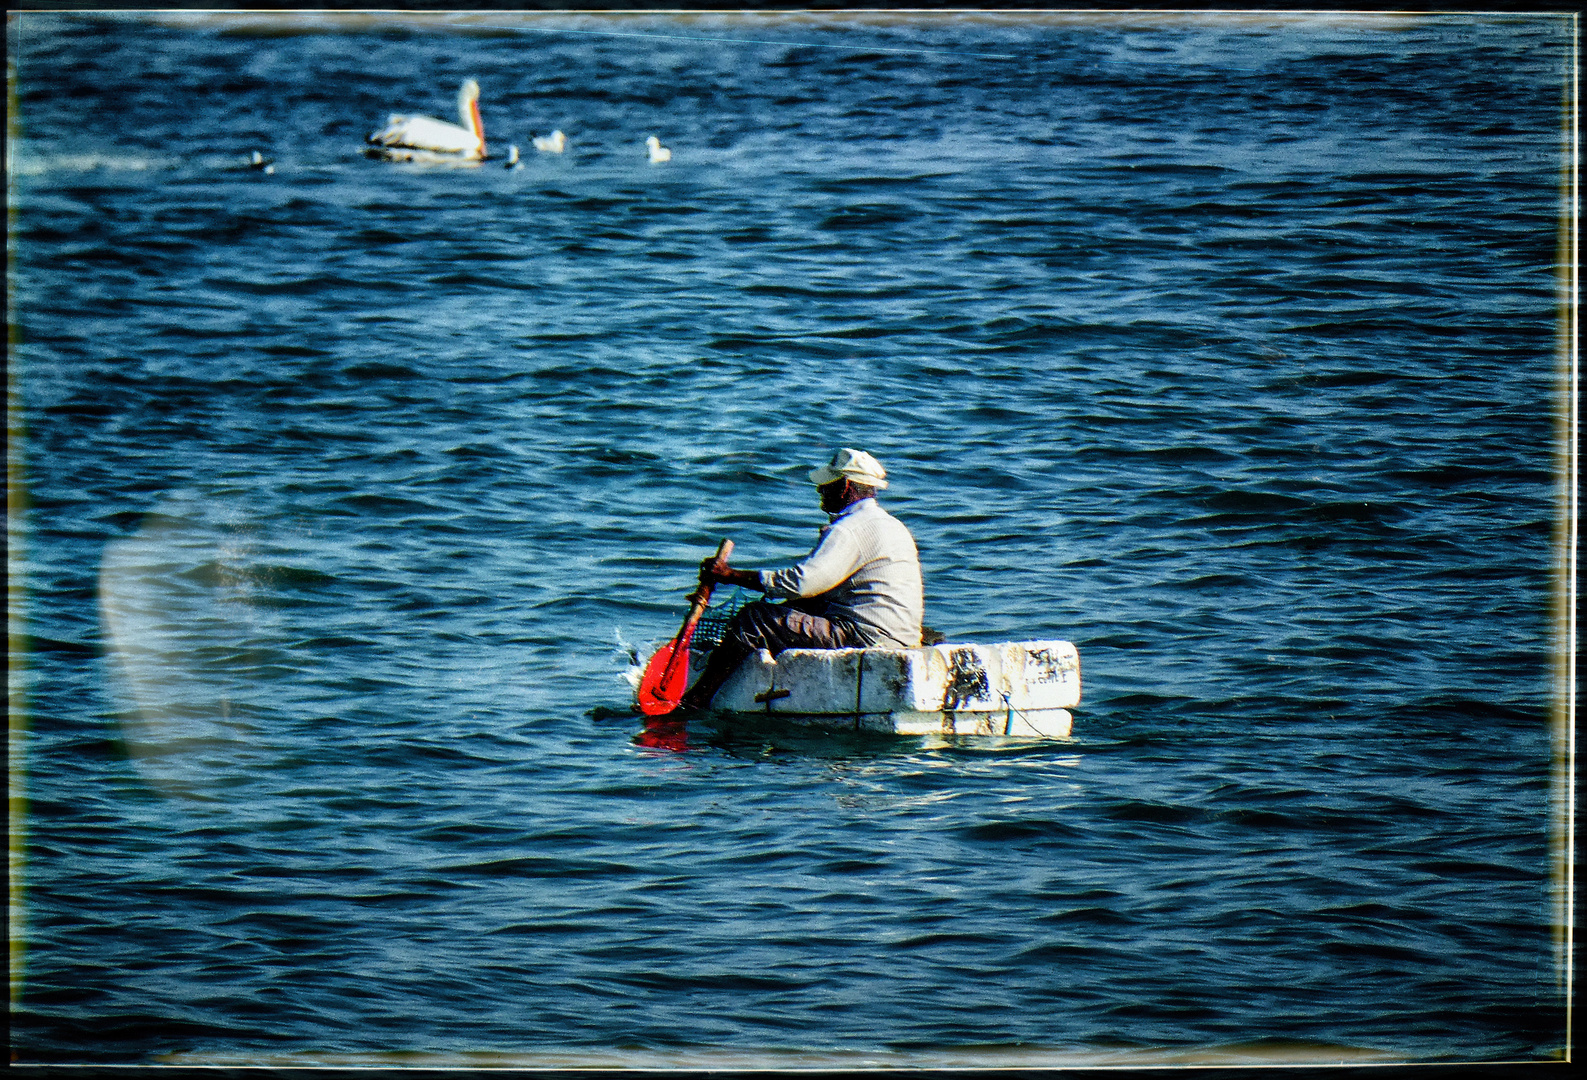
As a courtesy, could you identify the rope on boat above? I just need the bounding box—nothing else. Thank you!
[1000,691,1039,737]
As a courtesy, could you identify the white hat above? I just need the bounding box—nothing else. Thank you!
[808,447,888,489]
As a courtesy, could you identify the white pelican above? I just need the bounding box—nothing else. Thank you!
[646,135,671,163]
[532,130,566,153]
[366,79,486,163]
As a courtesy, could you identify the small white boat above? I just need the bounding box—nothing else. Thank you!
[670,639,1080,738]
[646,135,671,163]
[366,79,487,163]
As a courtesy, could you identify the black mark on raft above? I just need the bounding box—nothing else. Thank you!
[1027,647,1064,685]
[945,648,989,709]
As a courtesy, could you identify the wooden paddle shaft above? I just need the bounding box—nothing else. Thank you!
[653,538,734,695]
[680,538,734,636]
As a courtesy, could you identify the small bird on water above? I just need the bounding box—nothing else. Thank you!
[533,130,566,153]
[646,135,671,163]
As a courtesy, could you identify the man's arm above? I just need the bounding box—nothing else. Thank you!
[700,523,863,598]
[759,527,862,599]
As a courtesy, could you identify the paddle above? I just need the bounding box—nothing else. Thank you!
[636,538,733,716]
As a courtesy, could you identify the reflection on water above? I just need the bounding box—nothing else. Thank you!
[99,499,282,797]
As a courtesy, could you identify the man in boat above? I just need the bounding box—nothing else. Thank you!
[677,447,924,711]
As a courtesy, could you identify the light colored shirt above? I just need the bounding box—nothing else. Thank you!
[758,498,923,648]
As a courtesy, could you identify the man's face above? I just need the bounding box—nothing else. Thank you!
[818,480,849,514]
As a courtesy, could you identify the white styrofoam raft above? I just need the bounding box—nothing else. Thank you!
[689,640,1080,738]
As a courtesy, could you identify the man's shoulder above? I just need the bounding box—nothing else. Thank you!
[838,498,894,526]
[845,501,918,545]
[864,500,909,525]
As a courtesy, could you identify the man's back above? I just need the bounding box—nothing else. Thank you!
[761,498,923,649]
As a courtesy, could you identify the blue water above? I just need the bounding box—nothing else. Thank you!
[7,9,1571,1068]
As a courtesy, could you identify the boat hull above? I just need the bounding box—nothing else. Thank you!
[691,639,1080,739]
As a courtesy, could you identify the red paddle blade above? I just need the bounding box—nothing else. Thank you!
[636,634,692,716]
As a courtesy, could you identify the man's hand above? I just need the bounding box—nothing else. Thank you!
[697,557,763,591]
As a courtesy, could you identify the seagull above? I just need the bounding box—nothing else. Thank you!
[532,130,566,153]
[366,79,487,163]
[646,135,671,163]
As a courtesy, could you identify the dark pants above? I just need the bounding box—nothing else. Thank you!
[681,597,861,709]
